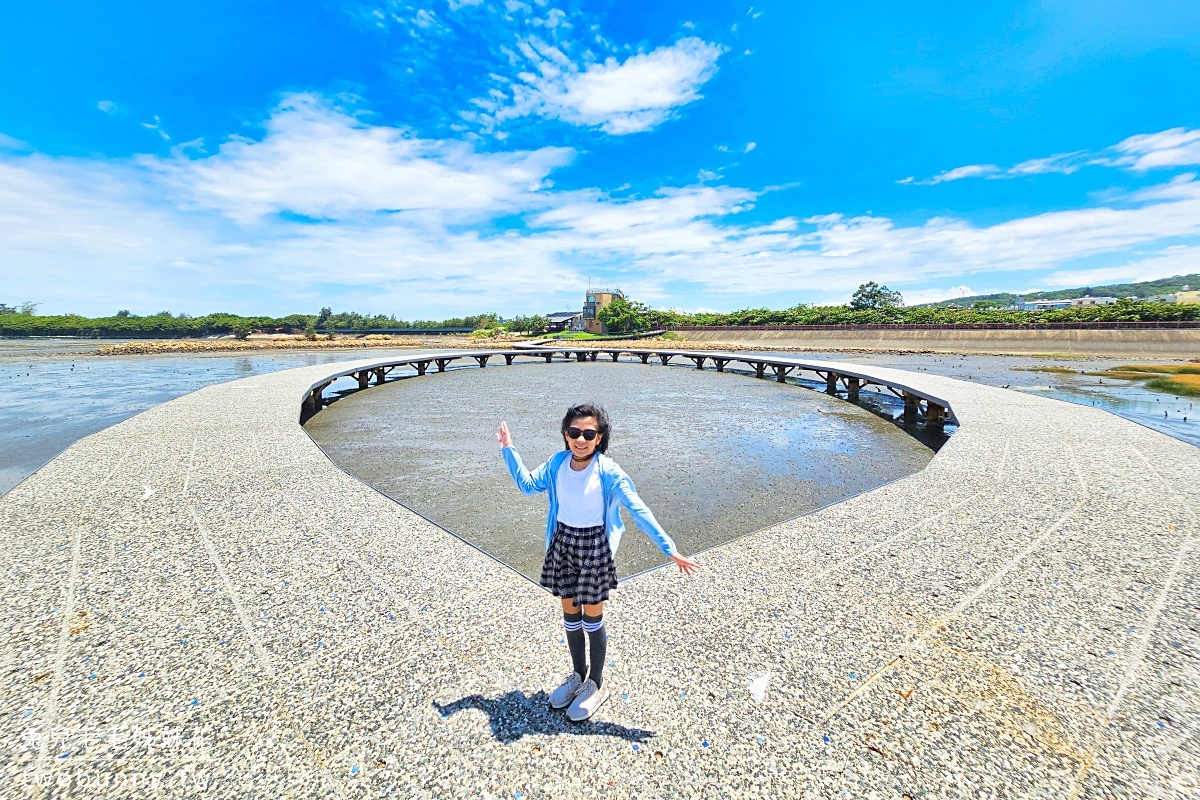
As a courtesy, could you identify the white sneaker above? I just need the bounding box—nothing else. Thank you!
[549,672,583,709]
[566,678,609,722]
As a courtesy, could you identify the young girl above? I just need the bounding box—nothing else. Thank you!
[497,403,700,722]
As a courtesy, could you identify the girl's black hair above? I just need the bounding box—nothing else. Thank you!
[561,403,611,454]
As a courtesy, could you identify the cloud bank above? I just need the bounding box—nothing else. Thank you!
[4,96,1200,315]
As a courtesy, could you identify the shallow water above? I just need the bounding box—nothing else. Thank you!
[751,351,1200,447]
[0,341,422,495]
[1,340,1195,502]
[304,361,938,580]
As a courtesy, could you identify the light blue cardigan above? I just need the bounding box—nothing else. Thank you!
[501,446,678,558]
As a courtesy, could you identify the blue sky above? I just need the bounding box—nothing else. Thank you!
[3,1,1200,317]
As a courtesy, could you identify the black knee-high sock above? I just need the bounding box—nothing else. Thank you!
[582,613,607,688]
[563,611,587,679]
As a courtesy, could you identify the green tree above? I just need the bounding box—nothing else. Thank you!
[973,300,1001,310]
[17,302,38,315]
[303,319,317,340]
[316,307,332,330]
[597,296,649,333]
[231,320,254,340]
[115,309,131,317]
[850,282,903,311]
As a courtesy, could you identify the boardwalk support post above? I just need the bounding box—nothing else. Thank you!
[846,377,861,402]
[575,351,587,362]
[659,354,673,365]
[543,353,553,363]
[826,372,839,394]
[414,361,430,376]
[609,352,620,362]
[712,358,729,372]
[754,362,767,379]
[300,382,331,424]
[904,392,919,422]
[690,356,706,370]
[773,365,792,383]
[356,371,369,390]
[504,354,515,366]
[435,358,454,373]
[373,367,386,385]
[473,355,490,368]
[926,401,946,430]
[638,353,650,364]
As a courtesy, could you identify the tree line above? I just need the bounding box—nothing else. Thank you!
[2,289,1197,339]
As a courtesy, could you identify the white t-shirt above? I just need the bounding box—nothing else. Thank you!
[555,456,604,528]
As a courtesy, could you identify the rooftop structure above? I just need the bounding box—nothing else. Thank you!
[583,288,623,334]
[1071,296,1118,307]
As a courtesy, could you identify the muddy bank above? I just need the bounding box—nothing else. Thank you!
[95,335,422,355]
[674,327,1200,358]
[304,361,936,580]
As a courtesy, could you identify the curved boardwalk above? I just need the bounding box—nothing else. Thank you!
[0,349,1195,799]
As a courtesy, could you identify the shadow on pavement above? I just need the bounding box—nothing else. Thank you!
[433,691,656,744]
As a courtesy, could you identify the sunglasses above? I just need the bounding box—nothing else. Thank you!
[566,427,600,441]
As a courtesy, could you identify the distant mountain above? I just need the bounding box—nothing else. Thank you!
[916,273,1199,307]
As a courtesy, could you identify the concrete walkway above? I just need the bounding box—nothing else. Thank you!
[1,352,1195,799]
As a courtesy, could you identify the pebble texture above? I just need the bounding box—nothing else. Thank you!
[0,349,1196,799]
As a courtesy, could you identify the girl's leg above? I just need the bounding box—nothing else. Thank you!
[560,597,587,679]
[581,601,608,688]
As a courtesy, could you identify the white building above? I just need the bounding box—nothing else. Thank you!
[1021,299,1073,311]
[1070,296,1118,307]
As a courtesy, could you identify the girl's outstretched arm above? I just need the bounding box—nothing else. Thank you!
[613,471,701,575]
[497,421,551,495]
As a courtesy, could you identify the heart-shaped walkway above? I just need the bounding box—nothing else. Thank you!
[1,350,1195,799]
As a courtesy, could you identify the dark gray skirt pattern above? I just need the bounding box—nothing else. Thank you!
[540,521,618,605]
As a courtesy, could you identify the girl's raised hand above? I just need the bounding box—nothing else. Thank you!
[496,421,513,449]
[671,553,701,576]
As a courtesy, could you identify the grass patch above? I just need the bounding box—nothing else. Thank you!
[1110,364,1200,375]
[1090,363,1200,396]
[544,332,606,340]
[1147,374,1200,397]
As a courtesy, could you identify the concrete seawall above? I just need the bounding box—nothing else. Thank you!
[677,326,1200,358]
[0,349,1195,798]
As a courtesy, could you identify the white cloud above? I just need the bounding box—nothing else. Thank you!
[1110,127,1200,171]
[472,36,724,135]
[901,286,977,305]
[97,100,120,115]
[907,126,1200,185]
[917,164,1000,185]
[1041,246,1200,288]
[5,95,1200,316]
[743,141,756,153]
[149,94,573,224]
[1007,152,1085,176]
[140,115,171,141]
[0,133,31,151]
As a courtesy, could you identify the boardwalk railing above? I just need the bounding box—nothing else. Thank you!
[298,346,957,430]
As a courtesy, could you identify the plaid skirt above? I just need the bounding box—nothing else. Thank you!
[540,521,619,605]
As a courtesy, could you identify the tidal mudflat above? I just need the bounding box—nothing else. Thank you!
[304,360,938,580]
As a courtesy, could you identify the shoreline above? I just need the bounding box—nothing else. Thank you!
[87,333,1198,360]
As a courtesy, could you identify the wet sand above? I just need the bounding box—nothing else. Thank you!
[304,361,936,580]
